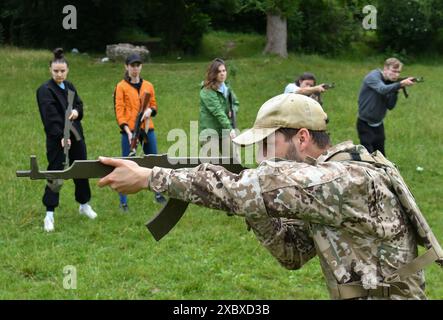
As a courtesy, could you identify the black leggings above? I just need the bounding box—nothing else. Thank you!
[43,138,91,211]
[356,118,385,156]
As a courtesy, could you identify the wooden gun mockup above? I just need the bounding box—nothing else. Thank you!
[129,91,151,156]
[16,155,244,241]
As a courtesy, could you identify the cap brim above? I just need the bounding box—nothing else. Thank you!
[232,127,279,146]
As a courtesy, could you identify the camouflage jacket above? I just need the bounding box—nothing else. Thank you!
[148,141,426,299]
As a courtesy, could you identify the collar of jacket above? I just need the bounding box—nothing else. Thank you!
[47,79,70,110]
[317,141,368,164]
[125,78,144,90]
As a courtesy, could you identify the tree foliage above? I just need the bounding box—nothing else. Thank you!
[238,0,299,16]
[1,0,443,55]
[292,0,355,55]
[377,0,443,54]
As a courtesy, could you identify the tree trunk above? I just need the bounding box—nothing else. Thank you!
[263,12,288,58]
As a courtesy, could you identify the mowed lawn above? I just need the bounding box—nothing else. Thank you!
[0,47,442,299]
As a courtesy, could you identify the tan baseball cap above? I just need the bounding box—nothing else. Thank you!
[232,93,328,146]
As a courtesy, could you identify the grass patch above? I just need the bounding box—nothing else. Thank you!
[199,31,265,60]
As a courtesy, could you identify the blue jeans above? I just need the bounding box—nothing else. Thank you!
[119,130,159,205]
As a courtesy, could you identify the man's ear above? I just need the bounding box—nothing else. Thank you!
[295,128,311,150]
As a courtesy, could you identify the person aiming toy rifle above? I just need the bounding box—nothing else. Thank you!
[95,93,443,300]
[356,57,418,156]
[284,72,334,106]
[18,94,443,299]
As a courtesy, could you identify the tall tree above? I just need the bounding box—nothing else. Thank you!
[240,0,298,57]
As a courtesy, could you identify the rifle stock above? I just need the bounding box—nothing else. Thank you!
[16,154,245,240]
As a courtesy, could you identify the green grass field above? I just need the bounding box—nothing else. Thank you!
[0,46,442,299]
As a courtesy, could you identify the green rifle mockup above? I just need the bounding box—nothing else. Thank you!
[16,155,245,240]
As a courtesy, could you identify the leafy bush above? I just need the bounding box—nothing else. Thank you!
[377,0,440,54]
[0,23,4,45]
[289,0,356,55]
[180,3,211,54]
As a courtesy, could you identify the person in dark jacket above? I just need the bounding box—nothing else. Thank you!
[36,48,98,232]
[357,58,416,155]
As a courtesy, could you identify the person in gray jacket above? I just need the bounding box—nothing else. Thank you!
[357,58,415,155]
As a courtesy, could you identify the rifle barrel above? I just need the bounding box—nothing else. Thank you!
[16,155,245,180]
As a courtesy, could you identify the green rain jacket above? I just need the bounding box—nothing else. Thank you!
[199,83,239,138]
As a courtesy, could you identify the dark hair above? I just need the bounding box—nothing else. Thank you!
[49,48,68,67]
[295,72,316,86]
[204,58,226,90]
[278,128,331,149]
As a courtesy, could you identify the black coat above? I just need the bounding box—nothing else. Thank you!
[36,79,85,142]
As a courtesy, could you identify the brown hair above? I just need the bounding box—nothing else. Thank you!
[203,58,226,90]
[49,48,68,67]
[278,128,331,149]
[384,57,403,69]
[295,72,316,86]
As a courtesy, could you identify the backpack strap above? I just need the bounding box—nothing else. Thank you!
[327,151,375,164]
[334,280,411,299]
[326,149,443,299]
[387,233,443,282]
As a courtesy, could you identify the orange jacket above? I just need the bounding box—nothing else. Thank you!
[114,79,158,131]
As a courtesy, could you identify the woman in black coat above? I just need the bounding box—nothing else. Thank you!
[36,48,98,232]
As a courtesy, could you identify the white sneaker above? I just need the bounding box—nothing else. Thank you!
[79,203,97,219]
[44,216,54,232]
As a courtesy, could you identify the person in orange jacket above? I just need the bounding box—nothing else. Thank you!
[114,53,166,210]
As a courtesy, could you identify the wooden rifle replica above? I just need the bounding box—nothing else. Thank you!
[129,91,151,156]
[228,89,237,129]
[16,155,244,241]
[63,89,82,168]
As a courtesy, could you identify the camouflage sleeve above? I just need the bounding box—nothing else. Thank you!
[149,164,317,268]
[148,163,267,216]
[246,216,317,270]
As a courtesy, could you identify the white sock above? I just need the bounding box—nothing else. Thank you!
[80,203,89,210]
[46,211,54,219]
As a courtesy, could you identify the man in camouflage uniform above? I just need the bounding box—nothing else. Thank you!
[98,93,427,299]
